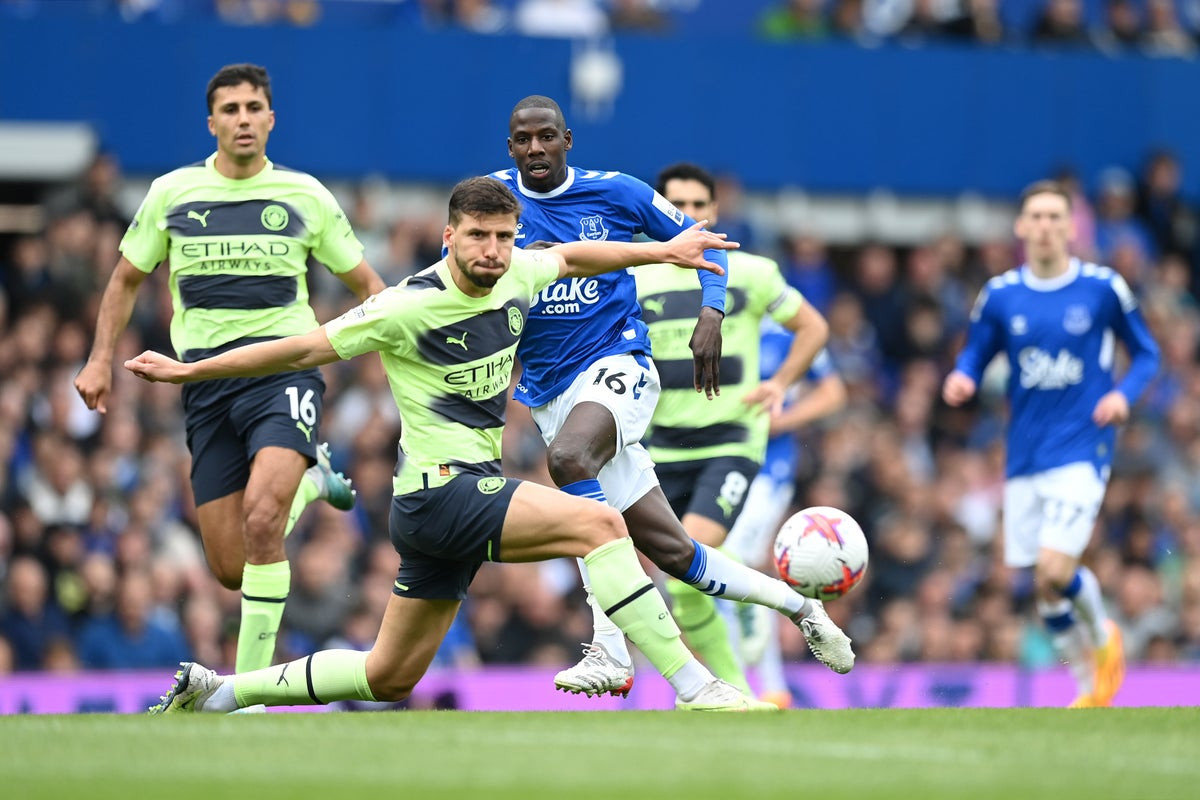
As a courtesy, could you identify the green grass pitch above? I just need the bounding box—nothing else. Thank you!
[3,707,1197,800]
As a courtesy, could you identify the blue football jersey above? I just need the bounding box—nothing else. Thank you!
[759,321,836,486]
[954,259,1160,478]
[490,166,728,406]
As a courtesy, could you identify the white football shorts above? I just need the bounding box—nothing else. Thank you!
[530,353,661,512]
[1003,461,1109,567]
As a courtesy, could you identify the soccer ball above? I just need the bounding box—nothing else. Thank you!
[773,506,869,601]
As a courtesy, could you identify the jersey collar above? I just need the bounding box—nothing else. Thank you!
[1021,257,1080,292]
[515,166,576,199]
[205,152,273,181]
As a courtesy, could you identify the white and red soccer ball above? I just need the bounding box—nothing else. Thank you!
[773,506,869,601]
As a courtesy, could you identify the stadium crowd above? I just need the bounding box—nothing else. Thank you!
[0,142,1198,684]
[5,0,1200,59]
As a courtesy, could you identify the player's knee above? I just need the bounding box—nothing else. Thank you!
[365,666,416,703]
[369,680,414,703]
[545,441,603,486]
[579,505,627,551]
[1034,560,1075,596]
[242,499,287,543]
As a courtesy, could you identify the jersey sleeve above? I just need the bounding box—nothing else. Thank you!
[309,183,366,274]
[756,259,805,324]
[1106,274,1161,402]
[515,247,563,294]
[118,179,170,273]
[324,285,412,360]
[954,282,1005,382]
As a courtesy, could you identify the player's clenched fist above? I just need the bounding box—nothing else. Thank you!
[941,370,977,407]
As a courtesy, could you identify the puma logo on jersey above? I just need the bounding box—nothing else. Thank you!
[187,209,212,228]
[295,421,313,442]
[446,331,469,350]
[642,297,665,316]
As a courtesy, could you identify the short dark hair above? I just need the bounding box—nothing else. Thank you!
[448,177,522,225]
[511,95,566,130]
[206,64,272,113]
[1018,179,1072,212]
[655,162,716,199]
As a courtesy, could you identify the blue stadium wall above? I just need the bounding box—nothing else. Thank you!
[1,18,1199,199]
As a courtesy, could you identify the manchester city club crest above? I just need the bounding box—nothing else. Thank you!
[477,477,507,495]
[261,204,289,232]
[507,306,523,336]
[578,215,609,241]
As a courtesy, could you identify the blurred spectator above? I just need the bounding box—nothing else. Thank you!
[823,291,883,399]
[280,539,359,654]
[607,0,670,33]
[75,568,190,669]
[0,556,72,670]
[19,432,92,528]
[894,0,960,44]
[942,0,1006,45]
[1141,0,1197,57]
[1054,167,1100,263]
[779,233,836,314]
[1091,0,1143,55]
[829,0,867,37]
[848,243,907,378]
[758,0,830,40]
[1093,166,1157,282]
[1111,563,1179,659]
[513,0,609,37]
[1030,0,1092,47]
[44,151,130,231]
[1135,149,1197,266]
[451,0,510,34]
[215,0,321,26]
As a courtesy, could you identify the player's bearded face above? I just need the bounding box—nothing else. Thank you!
[447,214,516,293]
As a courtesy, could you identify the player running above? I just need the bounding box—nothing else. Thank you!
[75,64,385,672]
[943,180,1160,707]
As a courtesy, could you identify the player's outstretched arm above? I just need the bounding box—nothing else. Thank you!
[550,221,732,279]
[125,328,341,384]
[942,370,978,406]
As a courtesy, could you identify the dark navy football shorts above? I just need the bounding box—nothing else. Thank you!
[388,473,521,600]
[183,368,325,505]
[654,455,760,529]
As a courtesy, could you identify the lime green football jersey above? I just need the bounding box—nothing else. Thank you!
[120,154,364,360]
[634,250,805,463]
[325,249,560,496]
